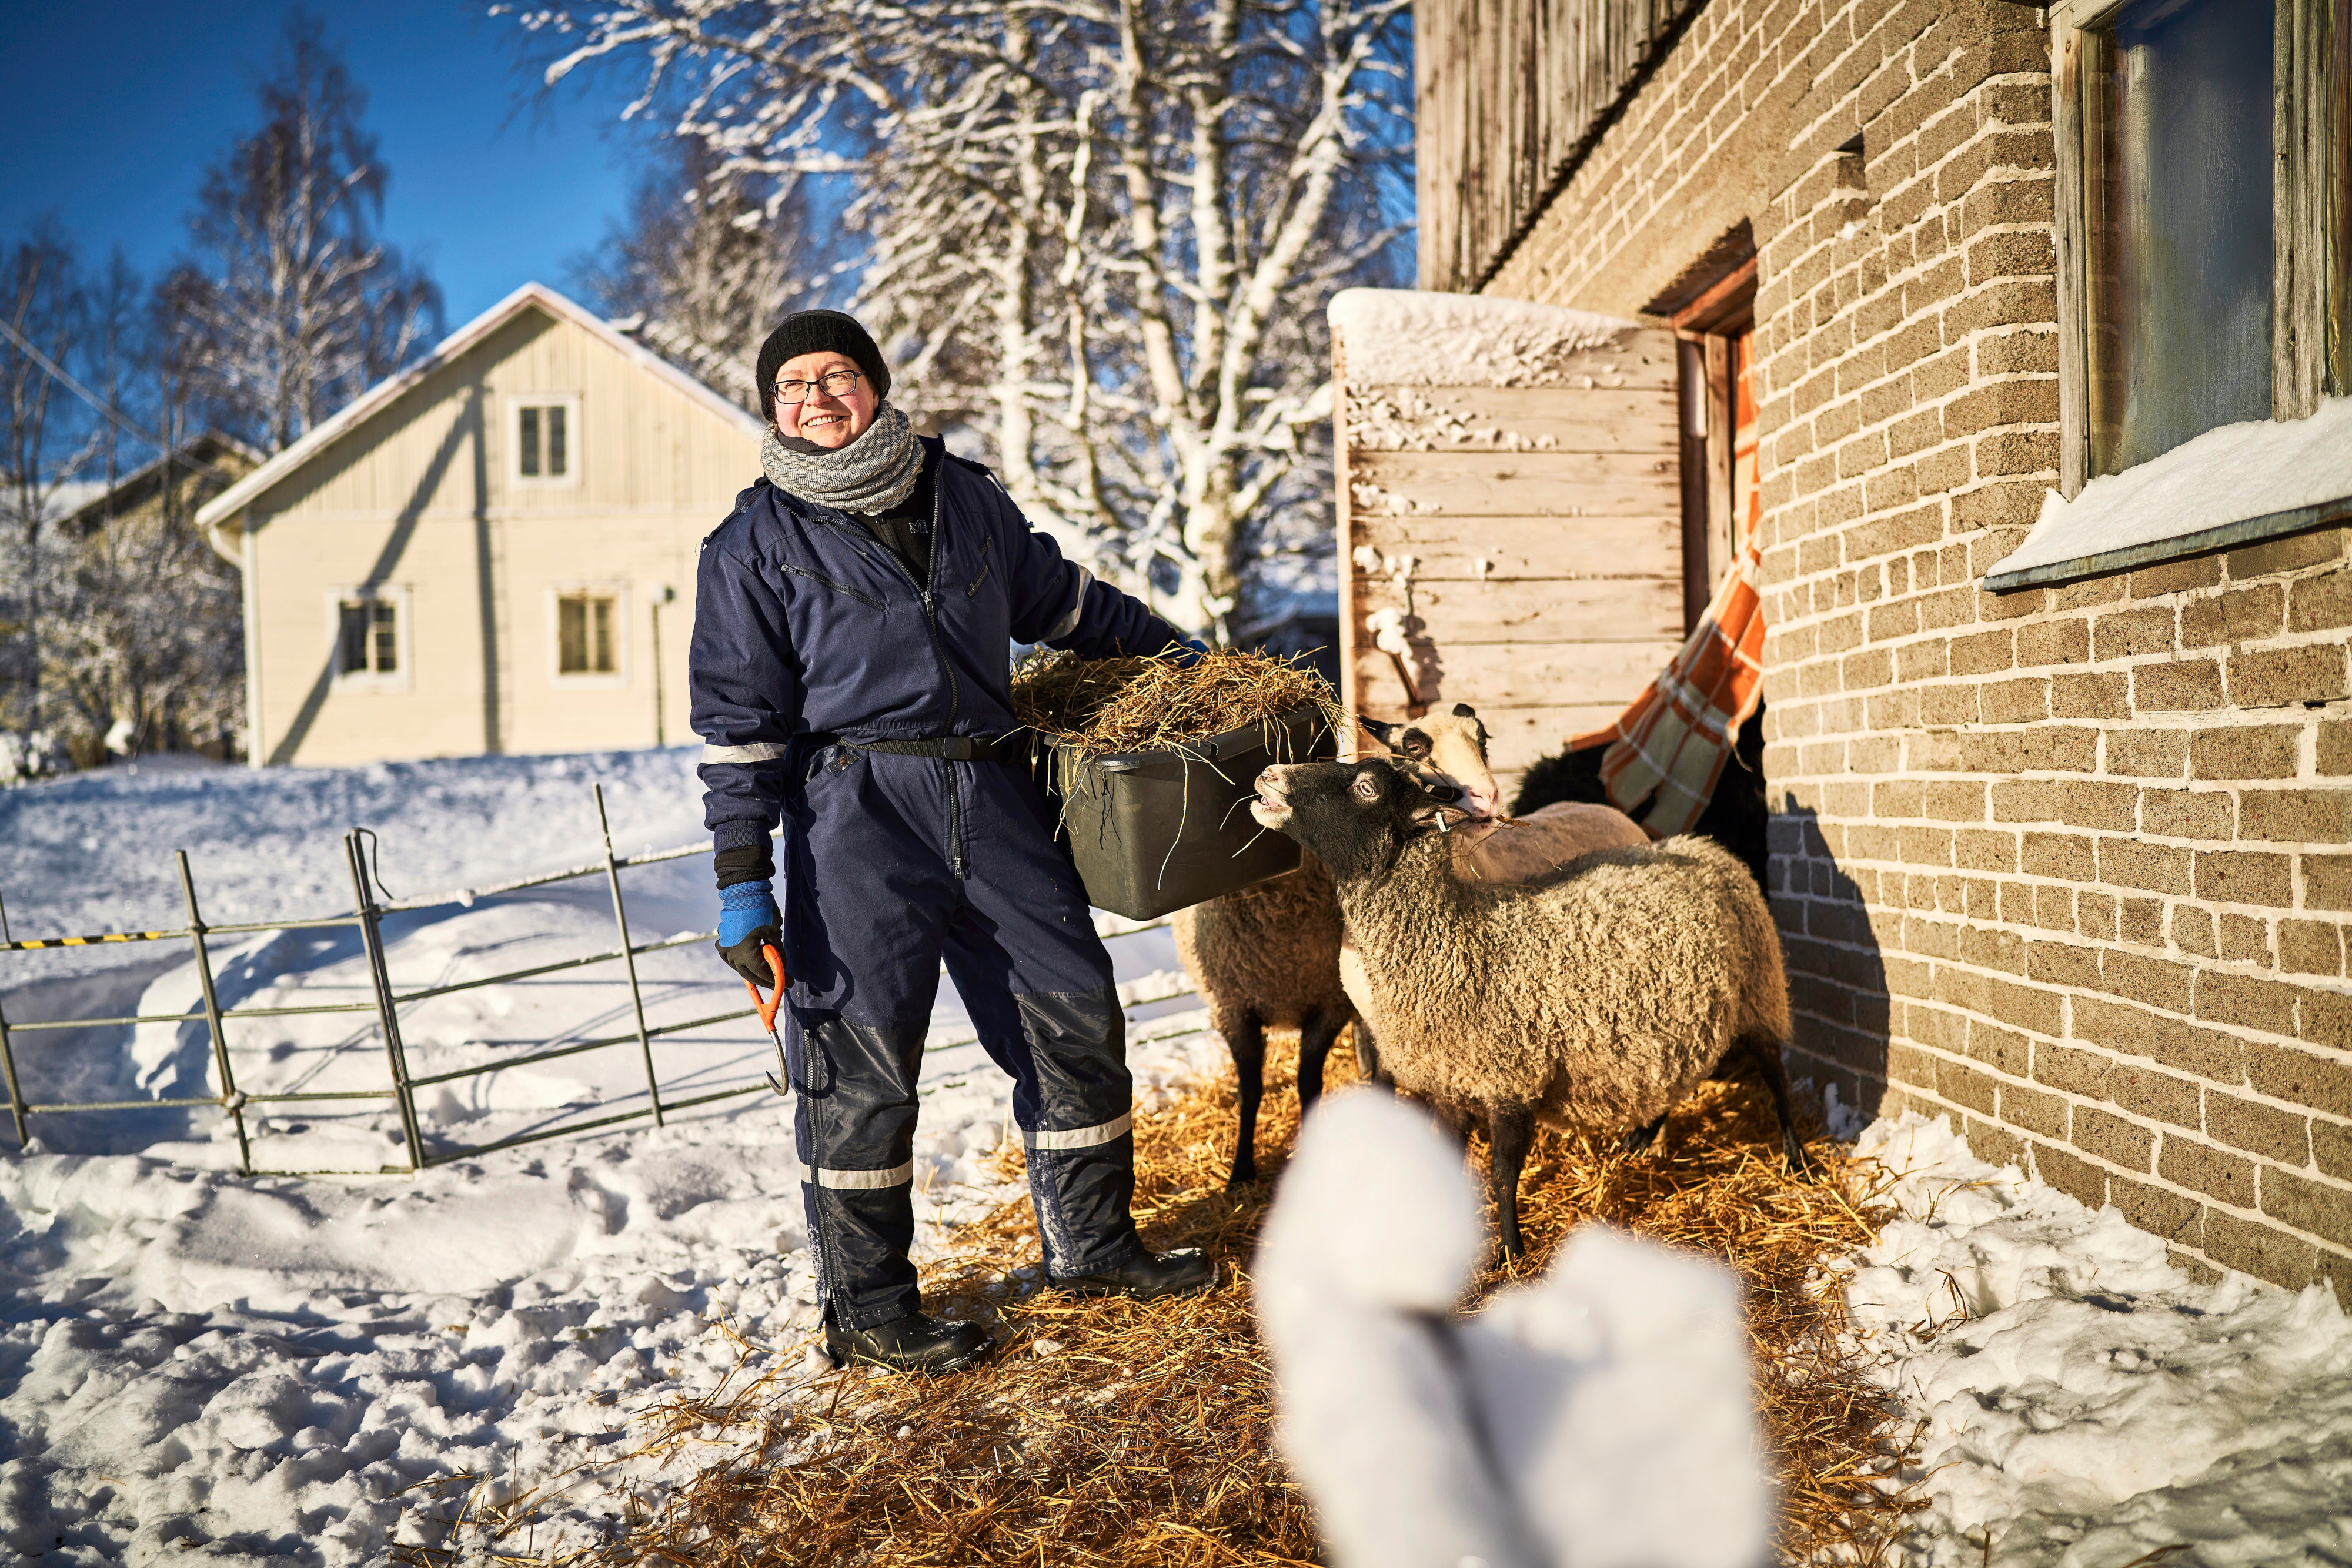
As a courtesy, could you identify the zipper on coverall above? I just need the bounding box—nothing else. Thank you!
[817,484,966,878]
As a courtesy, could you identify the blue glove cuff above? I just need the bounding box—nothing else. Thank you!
[718,878,779,947]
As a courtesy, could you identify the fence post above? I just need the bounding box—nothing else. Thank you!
[346,832,426,1172]
[0,992,25,1149]
[177,851,252,1175]
[0,888,26,1147]
[594,783,665,1128]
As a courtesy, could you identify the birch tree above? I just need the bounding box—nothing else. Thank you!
[0,225,95,738]
[574,139,845,411]
[181,11,441,454]
[509,0,1411,637]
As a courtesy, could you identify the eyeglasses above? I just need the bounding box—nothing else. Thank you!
[773,369,864,404]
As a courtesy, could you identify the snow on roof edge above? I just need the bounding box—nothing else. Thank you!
[1328,287,1648,387]
[1984,396,2352,590]
[196,282,766,539]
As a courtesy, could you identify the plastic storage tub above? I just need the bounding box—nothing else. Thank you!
[1040,703,1337,920]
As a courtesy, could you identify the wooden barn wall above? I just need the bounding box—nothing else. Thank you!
[1415,0,1706,293]
[1333,327,1684,793]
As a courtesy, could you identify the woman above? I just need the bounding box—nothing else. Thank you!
[691,310,1210,1375]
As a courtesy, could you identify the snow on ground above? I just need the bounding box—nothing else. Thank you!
[1,748,1218,1563]
[1850,1114,2352,1567]
[5,750,2352,1566]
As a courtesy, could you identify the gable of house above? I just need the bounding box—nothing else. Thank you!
[201,285,765,769]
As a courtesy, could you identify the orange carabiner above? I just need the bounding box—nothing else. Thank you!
[742,942,788,1032]
[746,942,791,1096]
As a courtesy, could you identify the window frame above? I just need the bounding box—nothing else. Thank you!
[508,393,583,490]
[326,585,413,692]
[2050,0,2345,497]
[546,584,630,688]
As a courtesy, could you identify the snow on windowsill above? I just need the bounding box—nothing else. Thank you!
[1984,396,2352,591]
[1327,287,1645,387]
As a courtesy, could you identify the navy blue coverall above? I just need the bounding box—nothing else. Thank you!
[690,439,1187,1330]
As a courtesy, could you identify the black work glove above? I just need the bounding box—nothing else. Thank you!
[717,880,786,988]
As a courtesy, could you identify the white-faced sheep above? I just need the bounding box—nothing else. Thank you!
[1251,755,1810,1258]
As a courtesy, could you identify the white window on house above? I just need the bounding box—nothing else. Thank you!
[1988,0,2350,590]
[557,591,617,675]
[330,587,411,689]
[512,396,579,486]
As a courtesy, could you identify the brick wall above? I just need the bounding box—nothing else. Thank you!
[1476,0,2352,1299]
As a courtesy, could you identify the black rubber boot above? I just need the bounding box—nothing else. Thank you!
[1051,1248,1216,1302]
[823,1310,994,1374]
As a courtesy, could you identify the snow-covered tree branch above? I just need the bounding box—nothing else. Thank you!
[506,0,1412,638]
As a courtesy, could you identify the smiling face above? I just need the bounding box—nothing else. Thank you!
[773,349,877,449]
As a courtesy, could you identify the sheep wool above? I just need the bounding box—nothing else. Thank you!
[1348,830,1787,1128]
[1252,756,1805,1256]
[1171,854,1355,1186]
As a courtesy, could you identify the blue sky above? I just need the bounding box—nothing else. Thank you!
[0,1,656,327]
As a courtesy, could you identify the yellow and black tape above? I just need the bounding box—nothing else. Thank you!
[4,930,181,951]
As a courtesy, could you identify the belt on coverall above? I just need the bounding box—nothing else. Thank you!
[824,733,1031,763]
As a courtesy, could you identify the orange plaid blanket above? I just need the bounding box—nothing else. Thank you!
[1566,524,1765,838]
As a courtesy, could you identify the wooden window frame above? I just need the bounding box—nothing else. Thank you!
[328,586,412,692]
[509,394,583,489]
[1671,259,1756,630]
[2050,0,2347,498]
[546,584,629,688]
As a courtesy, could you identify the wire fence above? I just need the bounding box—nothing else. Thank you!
[0,783,1194,1178]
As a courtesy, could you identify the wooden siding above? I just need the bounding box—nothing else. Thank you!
[1334,325,1682,792]
[242,304,760,767]
[1416,0,1705,293]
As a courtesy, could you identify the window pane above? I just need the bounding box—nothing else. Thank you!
[372,601,397,674]
[2088,0,2275,474]
[591,596,613,672]
[339,602,369,675]
[547,406,567,477]
[559,594,587,673]
[520,407,541,477]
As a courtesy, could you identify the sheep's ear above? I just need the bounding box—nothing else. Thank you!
[1449,702,1477,718]
[1357,715,1399,748]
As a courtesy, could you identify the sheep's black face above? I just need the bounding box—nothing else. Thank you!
[1252,760,1463,878]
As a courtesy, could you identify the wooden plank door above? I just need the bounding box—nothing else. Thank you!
[1328,290,1684,790]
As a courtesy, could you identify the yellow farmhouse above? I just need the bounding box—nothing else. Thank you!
[198,282,767,767]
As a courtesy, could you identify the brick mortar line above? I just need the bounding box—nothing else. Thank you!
[1815,1068,2352,1268]
[1777,930,2352,1053]
[1793,871,2352,934]
[1780,886,2352,984]
[1782,1028,2352,1203]
[1860,1027,2352,1164]
[1846,1045,2352,1207]
[1760,576,2347,640]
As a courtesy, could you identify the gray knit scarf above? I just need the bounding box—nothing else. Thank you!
[760,402,923,514]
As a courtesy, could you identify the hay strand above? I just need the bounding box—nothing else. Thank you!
[1010,647,1347,761]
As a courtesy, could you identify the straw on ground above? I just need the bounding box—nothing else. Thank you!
[400,1039,1926,1566]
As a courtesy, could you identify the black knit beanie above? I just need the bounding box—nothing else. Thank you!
[756,310,890,422]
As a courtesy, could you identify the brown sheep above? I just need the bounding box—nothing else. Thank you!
[1171,853,1353,1187]
[1251,755,1809,1258]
